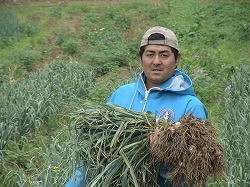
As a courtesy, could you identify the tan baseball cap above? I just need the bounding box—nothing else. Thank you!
[140,26,179,51]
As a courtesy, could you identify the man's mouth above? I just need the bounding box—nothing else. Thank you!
[152,69,163,72]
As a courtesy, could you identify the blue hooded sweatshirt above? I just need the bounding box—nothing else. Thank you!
[108,69,207,122]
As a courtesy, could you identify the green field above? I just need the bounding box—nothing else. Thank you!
[0,0,249,186]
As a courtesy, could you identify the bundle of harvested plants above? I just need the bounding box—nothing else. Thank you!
[73,103,226,187]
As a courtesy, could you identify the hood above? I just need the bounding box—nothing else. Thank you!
[138,69,196,96]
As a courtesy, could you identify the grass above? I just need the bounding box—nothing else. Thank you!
[0,0,249,186]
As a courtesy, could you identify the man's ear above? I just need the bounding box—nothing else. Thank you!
[176,52,181,66]
[139,56,142,64]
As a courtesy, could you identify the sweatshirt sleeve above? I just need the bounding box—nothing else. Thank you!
[107,88,129,109]
[185,99,208,120]
[107,91,117,103]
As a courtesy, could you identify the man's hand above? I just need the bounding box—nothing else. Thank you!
[150,126,161,146]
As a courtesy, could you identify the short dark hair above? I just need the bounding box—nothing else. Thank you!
[139,33,179,59]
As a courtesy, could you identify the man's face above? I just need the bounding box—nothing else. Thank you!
[141,45,181,89]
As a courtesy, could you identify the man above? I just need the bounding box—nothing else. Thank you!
[108,26,207,186]
[66,26,207,187]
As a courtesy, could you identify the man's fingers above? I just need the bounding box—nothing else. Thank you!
[175,122,181,126]
[150,127,161,145]
[149,134,153,144]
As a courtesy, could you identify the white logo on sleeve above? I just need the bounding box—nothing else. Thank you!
[159,109,174,121]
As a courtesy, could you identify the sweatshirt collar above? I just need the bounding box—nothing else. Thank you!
[137,69,195,96]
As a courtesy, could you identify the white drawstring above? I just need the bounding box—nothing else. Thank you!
[128,78,139,110]
[142,87,162,112]
[142,90,149,112]
[129,73,162,112]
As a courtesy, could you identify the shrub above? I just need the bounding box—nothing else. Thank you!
[53,29,69,45]
[21,22,40,37]
[62,38,81,55]
[83,28,130,76]
[103,7,132,30]
[13,49,41,71]
[50,7,63,19]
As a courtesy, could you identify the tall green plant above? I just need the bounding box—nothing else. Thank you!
[0,10,20,38]
[0,61,93,150]
[222,65,250,186]
[0,9,40,49]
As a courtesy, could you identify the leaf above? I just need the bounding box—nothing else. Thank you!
[119,149,139,187]
[110,121,127,148]
[89,157,120,187]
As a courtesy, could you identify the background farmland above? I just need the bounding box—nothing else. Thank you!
[0,0,249,186]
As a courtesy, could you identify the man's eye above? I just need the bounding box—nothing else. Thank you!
[162,54,168,57]
[146,53,154,57]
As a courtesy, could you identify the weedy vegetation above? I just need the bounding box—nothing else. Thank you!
[0,0,249,186]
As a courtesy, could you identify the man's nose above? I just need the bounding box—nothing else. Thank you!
[153,55,161,65]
